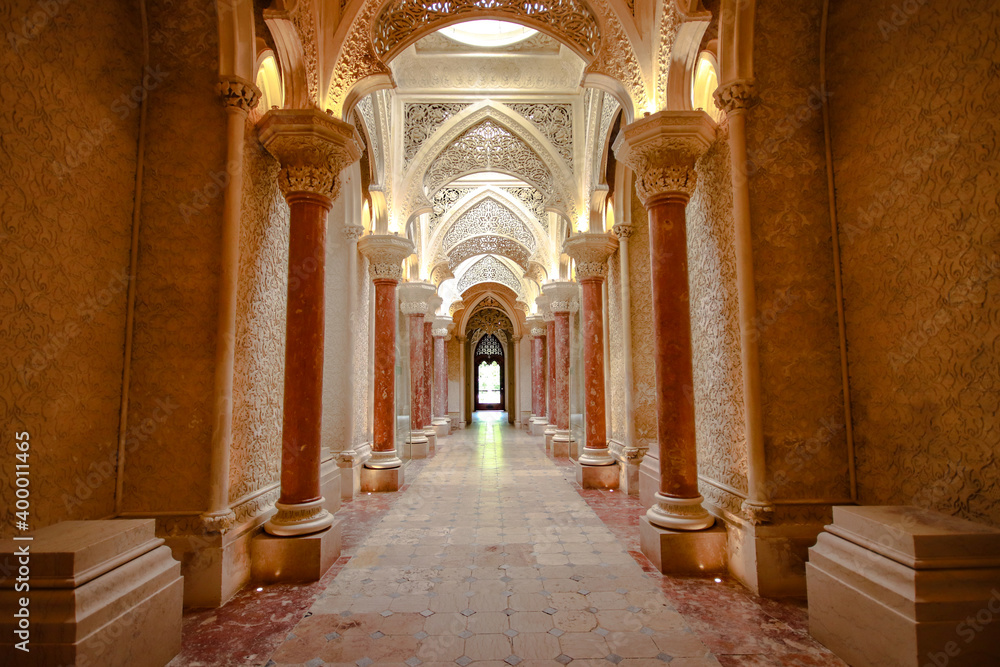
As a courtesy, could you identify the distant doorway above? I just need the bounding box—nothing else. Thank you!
[474,333,504,410]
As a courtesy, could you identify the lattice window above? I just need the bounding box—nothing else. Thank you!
[372,0,601,60]
[476,333,503,356]
[443,198,535,250]
[423,120,554,198]
[404,103,470,165]
[508,103,573,165]
[457,255,523,296]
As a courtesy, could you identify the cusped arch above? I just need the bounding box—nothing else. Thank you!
[456,255,525,299]
[447,235,531,272]
[457,289,525,339]
[398,102,577,222]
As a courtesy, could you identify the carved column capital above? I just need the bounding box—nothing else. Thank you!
[612,110,716,205]
[612,223,634,239]
[564,232,619,280]
[543,281,579,314]
[218,76,261,113]
[257,108,364,201]
[714,79,758,116]
[343,225,365,242]
[424,295,443,323]
[398,280,436,315]
[525,315,546,337]
[431,317,454,339]
[358,234,414,282]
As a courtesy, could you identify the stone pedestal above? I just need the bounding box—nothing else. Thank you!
[337,443,372,500]
[433,419,450,437]
[639,517,728,576]
[552,435,570,458]
[407,434,429,459]
[0,520,182,667]
[576,460,620,489]
[544,425,556,453]
[251,523,341,584]
[361,465,406,492]
[807,506,1000,667]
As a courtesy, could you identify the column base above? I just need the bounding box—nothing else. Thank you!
[337,444,372,500]
[361,464,405,492]
[638,452,659,509]
[264,498,335,537]
[544,425,556,453]
[639,516,727,575]
[576,460,620,489]
[0,520,183,667]
[552,431,573,458]
[432,417,450,438]
[367,449,402,469]
[424,427,438,453]
[578,446,615,466]
[251,522,341,584]
[529,418,548,436]
[646,492,715,531]
[405,431,429,459]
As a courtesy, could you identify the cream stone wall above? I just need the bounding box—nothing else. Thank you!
[745,0,851,509]
[828,1,1000,526]
[229,125,289,508]
[121,0,227,513]
[688,129,748,518]
[0,0,142,534]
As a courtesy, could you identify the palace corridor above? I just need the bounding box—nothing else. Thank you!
[172,414,843,667]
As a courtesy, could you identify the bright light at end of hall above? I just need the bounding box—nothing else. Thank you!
[440,20,536,47]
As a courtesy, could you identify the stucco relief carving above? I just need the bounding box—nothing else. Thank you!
[356,95,382,181]
[430,187,476,231]
[353,256,373,447]
[607,248,626,443]
[218,77,262,112]
[713,79,757,116]
[447,235,531,271]
[508,103,574,165]
[686,130,748,507]
[404,103,470,165]
[423,120,555,200]
[467,307,514,339]
[230,126,290,506]
[442,198,536,251]
[654,0,680,110]
[628,190,657,446]
[457,256,524,296]
[358,234,415,281]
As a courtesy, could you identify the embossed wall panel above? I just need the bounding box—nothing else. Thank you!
[828,1,1000,525]
[628,190,657,448]
[688,131,748,511]
[0,0,141,534]
[122,1,226,512]
[230,130,289,505]
[745,0,850,503]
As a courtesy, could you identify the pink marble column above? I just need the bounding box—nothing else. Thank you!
[565,233,619,467]
[398,281,435,454]
[257,109,362,536]
[431,316,453,435]
[614,109,715,530]
[525,315,547,434]
[409,314,429,431]
[544,281,578,456]
[358,235,415,470]
[422,320,433,431]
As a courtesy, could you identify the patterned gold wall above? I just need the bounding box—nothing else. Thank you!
[0,0,142,533]
[829,1,1000,525]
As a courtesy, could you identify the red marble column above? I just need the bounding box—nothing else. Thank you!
[614,109,715,530]
[358,235,415,470]
[434,334,447,420]
[258,108,362,536]
[553,310,570,432]
[422,320,433,430]
[546,318,556,426]
[532,335,545,418]
[409,314,428,431]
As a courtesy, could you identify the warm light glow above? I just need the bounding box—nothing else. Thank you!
[255,52,283,111]
[604,197,615,231]
[362,200,372,230]
[575,213,589,233]
[692,52,721,123]
[440,20,536,47]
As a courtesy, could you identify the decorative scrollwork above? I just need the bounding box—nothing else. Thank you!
[448,235,531,271]
[457,255,523,296]
[404,103,470,165]
[508,103,573,165]
[372,0,601,61]
[442,198,536,251]
[467,306,514,340]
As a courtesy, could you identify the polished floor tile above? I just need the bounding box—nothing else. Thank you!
[171,413,844,667]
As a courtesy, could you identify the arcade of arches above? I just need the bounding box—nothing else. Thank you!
[2,1,999,666]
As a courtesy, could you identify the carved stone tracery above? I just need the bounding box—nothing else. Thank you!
[404,103,471,165]
[442,198,536,251]
[447,235,531,271]
[457,255,523,296]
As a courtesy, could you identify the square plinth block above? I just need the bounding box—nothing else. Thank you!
[545,431,555,453]
[251,522,341,584]
[639,517,727,576]
[576,461,620,489]
[529,421,547,436]
[807,506,1000,667]
[434,421,449,438]
[408,440,429,459]
[361,465,405,492]
[0,520,183,667]
[552,439,570,458]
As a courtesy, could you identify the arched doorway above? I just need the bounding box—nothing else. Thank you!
[474,333,504,410]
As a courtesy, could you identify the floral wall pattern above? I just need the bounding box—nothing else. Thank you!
[828,0,1000,525]
[0,0,141,534]
[628,191,657,448]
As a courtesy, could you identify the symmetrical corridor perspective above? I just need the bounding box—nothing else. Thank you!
[173,414,842,667]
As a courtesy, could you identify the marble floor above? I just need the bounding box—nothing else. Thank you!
[171,413,844,667]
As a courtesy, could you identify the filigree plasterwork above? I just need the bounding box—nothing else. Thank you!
[358,234,415,281]
[371,0,600,61]
[423,120,555,199]
[599,94,620,152]
[416,30,562,54]
[356,95,382,182]
[607,245,626,442]
[503,186,547,228]
[257,110,365,200]
[473,297,503,313]
[612,223,633,239]
[457,255,524,296]
[404,103,470,165]
[430,187,476,231]
[467,306,514,339]
[447,235,531,271]
[583,0,648,113]
[442,198,536,251]
[508,103,574,166]
[655,0,680,110]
